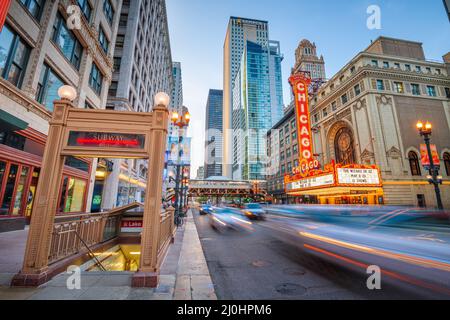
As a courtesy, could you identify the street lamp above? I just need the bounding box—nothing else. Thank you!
[416,121,444,210]
[171,107,191,225]
[58,85,77,102]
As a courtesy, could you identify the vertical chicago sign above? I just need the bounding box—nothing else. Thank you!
[289,72,319,176]
[0,0,12,31]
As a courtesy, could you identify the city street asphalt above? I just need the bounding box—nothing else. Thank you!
[192,208,424,300]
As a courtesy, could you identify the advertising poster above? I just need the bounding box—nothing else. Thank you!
[420,144,440,169]
[180,137,191,165]
[168,136,179,165]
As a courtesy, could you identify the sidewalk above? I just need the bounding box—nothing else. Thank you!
[0,209,216,300]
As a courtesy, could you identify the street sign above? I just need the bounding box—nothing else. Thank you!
[68,131,146,149]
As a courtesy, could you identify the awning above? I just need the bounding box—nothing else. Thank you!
[0,110,28,132]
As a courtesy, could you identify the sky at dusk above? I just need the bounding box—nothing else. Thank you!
[165,0,450,177]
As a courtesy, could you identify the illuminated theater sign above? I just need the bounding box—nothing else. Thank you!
[289,72,319,177]
[285,162,382,192]
[337,166,381,185]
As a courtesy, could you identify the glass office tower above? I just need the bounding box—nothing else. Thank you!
[233,40,282,181]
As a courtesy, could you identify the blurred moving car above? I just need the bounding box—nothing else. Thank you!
[264,205,450,298]
[199,204,215,215]
[209,207,253,232]
[242,203,267,220]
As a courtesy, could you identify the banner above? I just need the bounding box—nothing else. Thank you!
[0,0,11,32]
[168,136,180,165]
[179,137,191,165]
[420,144,440,169]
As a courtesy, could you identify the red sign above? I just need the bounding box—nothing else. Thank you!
[0,0,12,32]
[289,73,319,176]
[121,220,143,228]
[68,131,146,149]
[420,144,440,168]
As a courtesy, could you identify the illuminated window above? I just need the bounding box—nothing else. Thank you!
[59,177,87,213]
[393,82,404,93]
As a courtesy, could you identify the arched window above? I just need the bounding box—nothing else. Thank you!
[444,152,450,176]
[334,127,355,165]
[408,151,421,176]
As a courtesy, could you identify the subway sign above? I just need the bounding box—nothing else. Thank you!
[67,131,146,149]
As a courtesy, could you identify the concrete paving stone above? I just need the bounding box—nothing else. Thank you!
[126,288,156,300]
[173,275,191,300]
[0,273,15,287]
[149,292,174,300]
[28,286,87,300]
[46,273,105,288]
[90,274,133,287]
[77,286,131,300]
[0,287,39,300]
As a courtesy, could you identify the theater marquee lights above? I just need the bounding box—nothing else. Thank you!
[285,162,382,192]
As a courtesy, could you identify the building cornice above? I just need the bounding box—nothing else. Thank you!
[0,78,51,121]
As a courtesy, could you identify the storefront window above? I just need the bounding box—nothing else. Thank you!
[59,176,86,213]
[0,164,18,215]
[12,166,30,215]
[0,161,5,199]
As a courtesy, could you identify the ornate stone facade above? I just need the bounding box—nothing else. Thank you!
[309,37,450,208]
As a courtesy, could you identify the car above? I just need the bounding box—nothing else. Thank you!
[241,203,267,220]
[199,204,214,215]
[208,207,254,232]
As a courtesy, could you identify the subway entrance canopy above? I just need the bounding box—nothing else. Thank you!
[12,88,171,288]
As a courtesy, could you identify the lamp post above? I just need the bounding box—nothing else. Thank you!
[171,108,190,225]
[416,121,444,210]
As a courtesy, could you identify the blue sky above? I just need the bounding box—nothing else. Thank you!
[165,0,450,177]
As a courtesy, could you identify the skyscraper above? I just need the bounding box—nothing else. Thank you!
[102,0,173,209]
[223,17,284,180]
[204,89,223,178]
[168,62,183,140]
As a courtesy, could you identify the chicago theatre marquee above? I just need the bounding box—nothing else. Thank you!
[284,37,450,208]
[285,73,384,205]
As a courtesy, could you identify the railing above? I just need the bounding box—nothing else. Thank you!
[48,212,121,265]
[158,208,175,255]
[47,203,175,266]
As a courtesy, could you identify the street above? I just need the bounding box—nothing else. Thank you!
[193,208,442,300]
